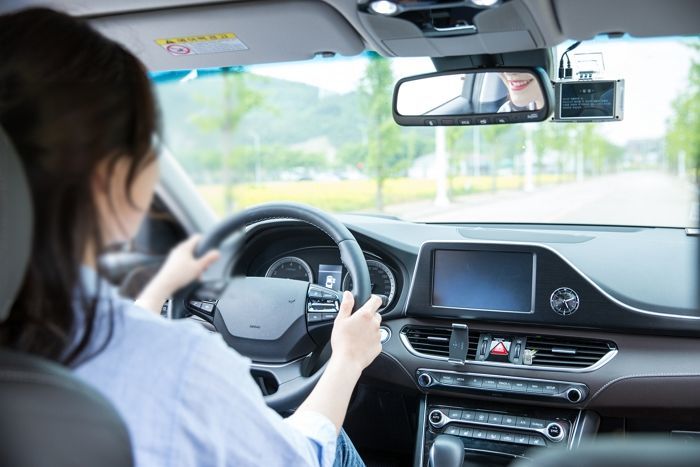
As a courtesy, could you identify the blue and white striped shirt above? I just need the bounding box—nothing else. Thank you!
[73,269,337,467]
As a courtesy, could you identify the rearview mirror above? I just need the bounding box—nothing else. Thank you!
[392,68,552,126]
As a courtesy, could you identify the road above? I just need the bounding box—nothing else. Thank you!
[384,171,699,227]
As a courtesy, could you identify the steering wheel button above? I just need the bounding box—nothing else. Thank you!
[321,313,337,321]
[309,289,323,298]
[189,300,202,308]
[307,313,323,322]
[200,302,214,313]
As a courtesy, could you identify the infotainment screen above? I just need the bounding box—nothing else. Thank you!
[432,250,534,312]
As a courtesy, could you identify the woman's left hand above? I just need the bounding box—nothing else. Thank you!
[135,235,220,314]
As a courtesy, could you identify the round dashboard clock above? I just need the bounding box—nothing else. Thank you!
[550,287,580,316]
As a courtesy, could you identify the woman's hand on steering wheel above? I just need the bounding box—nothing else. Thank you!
[136,235,220,314]
[330,292,383,374]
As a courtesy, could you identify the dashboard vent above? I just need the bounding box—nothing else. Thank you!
[401,326,479,359]
[526,336,615,369]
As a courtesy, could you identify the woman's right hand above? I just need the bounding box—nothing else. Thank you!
[330,292,383,374]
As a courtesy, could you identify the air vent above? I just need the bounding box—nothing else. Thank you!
[526,336,615,369]
[401,326,479,359]
[400,326,616,370]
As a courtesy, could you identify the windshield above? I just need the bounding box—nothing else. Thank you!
[153,37,699,227]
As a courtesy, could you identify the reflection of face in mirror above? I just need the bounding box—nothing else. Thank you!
[497,72,544,112]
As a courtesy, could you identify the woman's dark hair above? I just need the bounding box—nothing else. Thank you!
[0,8,160,366]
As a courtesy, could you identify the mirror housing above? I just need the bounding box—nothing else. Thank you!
[392,67,553,126]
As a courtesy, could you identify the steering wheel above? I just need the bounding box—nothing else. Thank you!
[171,202,371,412]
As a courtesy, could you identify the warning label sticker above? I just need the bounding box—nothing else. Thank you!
[155,33,248,56]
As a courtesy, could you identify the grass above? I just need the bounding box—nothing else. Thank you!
[197,174,576,216]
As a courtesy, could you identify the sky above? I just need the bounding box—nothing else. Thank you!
[248,37,697,145]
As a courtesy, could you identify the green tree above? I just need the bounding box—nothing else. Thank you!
[666,42,700,181]
[191,67,264,213]
[359,53,406,211]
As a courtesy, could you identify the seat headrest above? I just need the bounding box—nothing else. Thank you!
[0,126,32,322]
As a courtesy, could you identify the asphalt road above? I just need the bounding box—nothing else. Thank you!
[386,171,699,227]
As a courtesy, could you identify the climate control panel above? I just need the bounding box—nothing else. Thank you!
[417,368,588,404]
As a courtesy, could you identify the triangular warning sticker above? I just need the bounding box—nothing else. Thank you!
[490,341,509,356]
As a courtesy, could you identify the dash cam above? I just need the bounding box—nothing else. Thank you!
[553,79,624,122]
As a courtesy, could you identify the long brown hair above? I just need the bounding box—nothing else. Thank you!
[0,8,160,366]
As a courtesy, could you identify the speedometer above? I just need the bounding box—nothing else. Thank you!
[342,260,396,312]
[265,256,313,282]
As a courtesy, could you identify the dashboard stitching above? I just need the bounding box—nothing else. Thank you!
[589,373,700,402]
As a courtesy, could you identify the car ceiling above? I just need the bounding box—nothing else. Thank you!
[1,0,699,71]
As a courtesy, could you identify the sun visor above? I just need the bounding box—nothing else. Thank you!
[553,0,700,40]
[89,0,365,71]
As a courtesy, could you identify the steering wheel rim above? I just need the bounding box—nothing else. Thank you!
[172,202,371,412]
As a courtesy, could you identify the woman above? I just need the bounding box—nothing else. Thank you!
[0,8,382,467]
[497,72,545,112]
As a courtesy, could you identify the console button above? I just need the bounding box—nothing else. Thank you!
[429,411,443,424]
[502,415,517,426]
[501,433,515,443]
[515,433,530,445]
[448,409,462,420]
[516,417,531,428]
[487,414,503,425]
[439,374,455,384]
[487,431,501,441]
[542,383,559,395]
[475,412,489,423]
[527,382,544,394]
[547,423,563,439]
[445,426,459,436]
[496,380,512,391]
[473,429,487,439]
[461,410,476,421]
[529,436,547,447]
[454,375,468,387]
[529,419,547,429]
[467,376,483,388]
[482,378,498,389]
[460,427,473,438]
[512,381,527,392]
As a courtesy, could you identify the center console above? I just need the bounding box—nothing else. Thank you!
[416,394,598,466]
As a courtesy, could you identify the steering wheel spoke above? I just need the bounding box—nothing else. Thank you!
[183,278,229,322]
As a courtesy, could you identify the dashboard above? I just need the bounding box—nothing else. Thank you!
[228,216,700,412]
[222,215,700,464]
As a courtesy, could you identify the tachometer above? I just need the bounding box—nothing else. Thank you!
[342,260,396,312]
[265,256,313,282]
